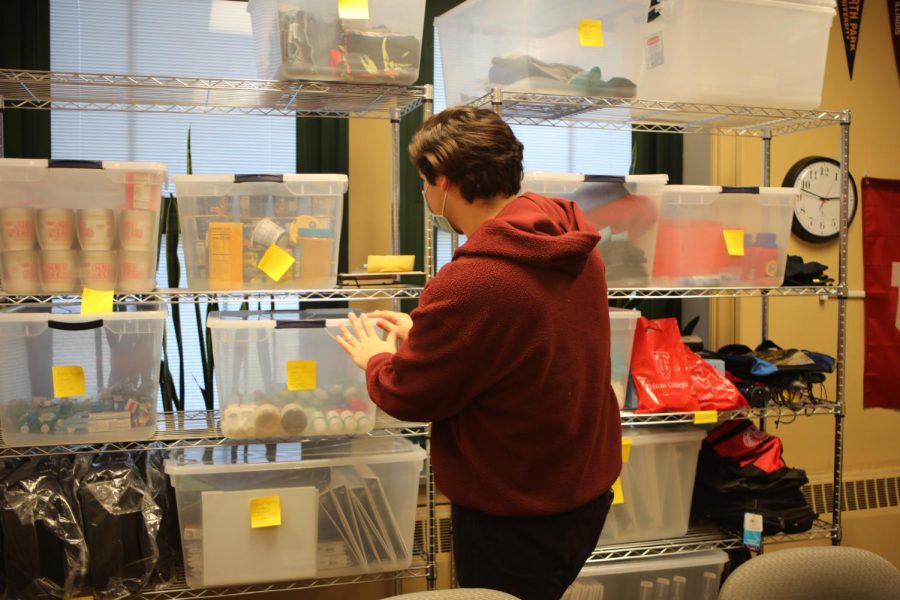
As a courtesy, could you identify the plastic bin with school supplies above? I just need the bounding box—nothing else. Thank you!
[173,174,346,291]
[0,304,165,446]
[164,437,426,588]
[520,172,668,287]
[247,0,426,83]
[0,158,166,294]
[436,0,648,106]
[599,427,705,545]
[207,310,377,439]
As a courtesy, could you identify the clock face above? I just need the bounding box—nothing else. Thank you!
[785,157,858,243]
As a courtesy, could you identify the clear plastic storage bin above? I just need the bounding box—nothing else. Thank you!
[641,0,837,108]
[0,305,165,446]
[436,0,648,106]
[165,437,426,588]
[248,0,426,84]
[173,174,347,291]
[651,185,798,288]
[208,310,376,439]
[0,159,166,294]
[520,173,668,287]
[599,427,705,545]
[609,308,639,409]
[565,550,728,599]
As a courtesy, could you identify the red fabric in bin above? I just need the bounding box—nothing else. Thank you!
[583,194,658,237]
[653,219,727,279]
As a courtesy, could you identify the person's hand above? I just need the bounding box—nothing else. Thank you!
[368,310,413,343]
[335,312,398,370]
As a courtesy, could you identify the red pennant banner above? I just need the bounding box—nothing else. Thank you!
[890,0,900,79]
[838,0,865,78]
[862,177,900,410]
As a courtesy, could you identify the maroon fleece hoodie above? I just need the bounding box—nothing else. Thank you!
[367,192,622,516]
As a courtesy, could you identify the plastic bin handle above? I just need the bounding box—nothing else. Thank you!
[274,319,326,330]
[234,174,284,183]
[48,319,104,331]
[584,175,626,183]
[721,186,761,194]
[48,160,103,170]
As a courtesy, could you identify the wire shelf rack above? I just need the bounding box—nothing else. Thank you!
[0,69,426,119]
[136,563,428,599]
[0,410,428,457]
[0,285,843,306]
[587,526,744,564]
[470,92,849,136]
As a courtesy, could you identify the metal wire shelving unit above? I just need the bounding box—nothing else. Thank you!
[0,70,853,594]
[481,88,851,565]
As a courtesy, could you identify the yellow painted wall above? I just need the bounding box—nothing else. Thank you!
[709,0,900,564]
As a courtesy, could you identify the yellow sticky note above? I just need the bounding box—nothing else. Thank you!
[258,244,295,283]
[338,0,369,20]
[723,229,745,256]
[81,288,114,315]
[579,19,604,47]
[621,437,633,464]
[611,476,624,505]
[286,360,317,391]
[52,366,86,398]
[693,410,719,425]
[250,495,282,529]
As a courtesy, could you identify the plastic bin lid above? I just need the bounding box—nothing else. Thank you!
[663,185,722,194]
[172,173,348,184]
[620,425,707,446]
[0,304,166,323]
[165,437,426,476]
[522,172,668,185]
[609,307,641,322]
[0,158,168,182]
[207,310,350,330]
[577,550,728,577]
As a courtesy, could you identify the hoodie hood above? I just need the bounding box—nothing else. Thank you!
[455,192,601,275]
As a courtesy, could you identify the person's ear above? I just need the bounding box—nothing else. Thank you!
[435,174,450,193]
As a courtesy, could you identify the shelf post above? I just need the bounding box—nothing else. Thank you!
[832,114,851,545]
[758,129,772,449]
[423,85,435,281]
[0,96,4,157]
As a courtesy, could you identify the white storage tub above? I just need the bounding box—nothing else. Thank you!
[0,304,165,446]
[652,185,798,288]
[0,159,166,294]
[165,437,426,587]
[599,426,705,545]
[565,550,729,599]
[208,310,376,439]
[520,173,668,287]
[609,308,640,409]
[641,0,837,108]
[436,0,648,106]
[173,174,347,291]
[248,0,426,84]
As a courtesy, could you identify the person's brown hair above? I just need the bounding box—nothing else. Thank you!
[409,107,524,202]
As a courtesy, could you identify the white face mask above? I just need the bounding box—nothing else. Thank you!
[424,188,457,234]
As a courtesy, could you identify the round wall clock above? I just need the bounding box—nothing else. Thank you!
[782,156,858,243]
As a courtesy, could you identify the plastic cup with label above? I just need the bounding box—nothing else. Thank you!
[37,208,76,250]
[119,208,156,251]
[250,217,289,249]
[40,249,79,292]
[118,250,155,292]
[77,208,116,250]
[81,250,118,290]
[0,207,37,251]
[1,250,41,293]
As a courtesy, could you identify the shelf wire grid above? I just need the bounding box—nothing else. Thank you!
[469,92,849,136]
[0,69,426,119]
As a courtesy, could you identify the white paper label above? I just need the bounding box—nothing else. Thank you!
[646,32,664,69]
[743,512,763,550]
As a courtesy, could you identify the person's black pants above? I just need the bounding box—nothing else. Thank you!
[451,490,614,600]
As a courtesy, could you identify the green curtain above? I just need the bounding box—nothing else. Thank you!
[397,0,464,311]
[628,132,683,321]
[0,0,50,159]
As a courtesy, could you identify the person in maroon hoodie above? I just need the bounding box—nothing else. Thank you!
[335,106,621,600]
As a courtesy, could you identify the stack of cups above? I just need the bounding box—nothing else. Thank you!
[0,206,157,294]
[116,208,156,292]
[0,207,40,293]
